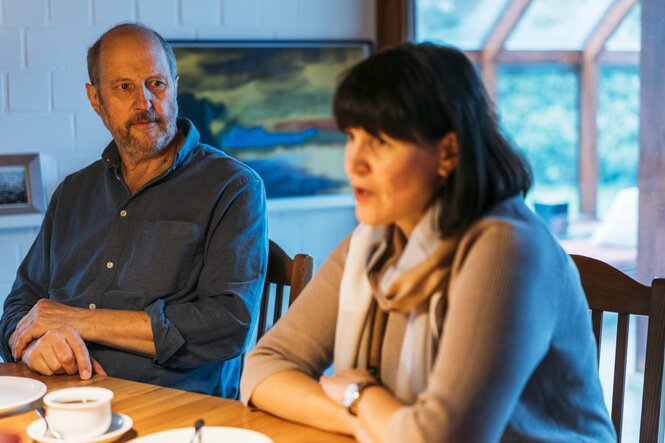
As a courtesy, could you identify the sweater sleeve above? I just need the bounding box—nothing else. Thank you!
[385,220,561,443]
[240,236,350,405]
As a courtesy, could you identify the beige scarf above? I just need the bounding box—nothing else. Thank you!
[334,205,458,402]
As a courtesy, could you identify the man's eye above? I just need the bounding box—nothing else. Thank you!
[151,80,165,88]
[118,83,130,90]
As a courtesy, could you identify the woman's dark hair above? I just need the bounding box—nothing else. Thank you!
[333,42,532,237]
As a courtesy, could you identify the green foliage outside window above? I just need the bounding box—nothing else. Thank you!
[496,65,639,216]
[598,67,639,201]
[497,66,579,207]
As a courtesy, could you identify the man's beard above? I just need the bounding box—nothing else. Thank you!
[101,101,179,157]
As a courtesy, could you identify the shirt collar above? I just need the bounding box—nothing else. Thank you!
[101,117,200,171]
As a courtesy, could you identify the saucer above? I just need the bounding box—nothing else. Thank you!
[26,412,133,443]
[0,376,47,414]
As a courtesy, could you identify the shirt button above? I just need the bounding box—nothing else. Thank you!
[106,261,114,269]
[89,303,96,310]
[120,210,127,217]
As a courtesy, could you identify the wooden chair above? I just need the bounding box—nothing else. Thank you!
[571,254,665,443]
[256,240,314,341]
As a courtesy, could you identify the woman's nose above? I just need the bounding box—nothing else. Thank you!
[344,140,369,175]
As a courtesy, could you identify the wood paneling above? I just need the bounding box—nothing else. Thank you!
[376,0,414,50]
[637,0,665,282]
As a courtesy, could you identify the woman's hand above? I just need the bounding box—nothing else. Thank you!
[319,368,377,406]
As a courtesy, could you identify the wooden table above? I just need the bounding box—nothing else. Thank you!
[0,363,354,443]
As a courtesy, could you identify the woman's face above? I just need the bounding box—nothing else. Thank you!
[344,127,449,237]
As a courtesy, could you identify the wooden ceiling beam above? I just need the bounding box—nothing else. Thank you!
[597,50,640,65]
[494,50,581,64]
[583,0,637,63]
[481,0,533,98]
[578,0,637,216]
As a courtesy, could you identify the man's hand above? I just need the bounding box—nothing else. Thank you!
[21,326,106,380]
[10,299,82,361]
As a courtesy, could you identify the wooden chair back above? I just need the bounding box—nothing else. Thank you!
[256,240,314,341]
[571,254,665,443]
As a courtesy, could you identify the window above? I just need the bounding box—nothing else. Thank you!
[413,1,652,440]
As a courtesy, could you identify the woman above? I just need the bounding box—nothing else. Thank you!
[240,43,615,443]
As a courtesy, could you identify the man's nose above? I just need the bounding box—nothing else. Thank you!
[134,86,153,110]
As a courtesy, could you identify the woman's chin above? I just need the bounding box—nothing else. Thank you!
[355,210,387,227]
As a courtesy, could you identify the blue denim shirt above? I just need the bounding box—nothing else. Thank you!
[0,119,268,397]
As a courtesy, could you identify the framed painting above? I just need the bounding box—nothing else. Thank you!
[0,153,46,215]
[171,40,373,199]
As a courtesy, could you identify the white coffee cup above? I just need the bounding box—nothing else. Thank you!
[43,387,113,439]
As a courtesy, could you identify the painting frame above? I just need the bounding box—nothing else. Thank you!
[0,153,46,215]
[170,39,373,199]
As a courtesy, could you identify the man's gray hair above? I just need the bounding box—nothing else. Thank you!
[86,22,178,87]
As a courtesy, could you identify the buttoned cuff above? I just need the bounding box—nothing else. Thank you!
[145,299,186,366]
[0,317,23,363]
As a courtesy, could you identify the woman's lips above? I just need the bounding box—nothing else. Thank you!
[353,187,372,201]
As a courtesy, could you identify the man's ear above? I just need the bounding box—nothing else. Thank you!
[85,83,102,116]
[437,131,460,178]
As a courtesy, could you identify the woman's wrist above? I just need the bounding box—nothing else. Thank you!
[343,381,379,416]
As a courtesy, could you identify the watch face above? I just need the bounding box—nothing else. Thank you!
[343,383,360,409]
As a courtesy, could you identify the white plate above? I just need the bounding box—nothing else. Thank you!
[26,412,133,443]
[129,426,273,443]
[0,376,47,414]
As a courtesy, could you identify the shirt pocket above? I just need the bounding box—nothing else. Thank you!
[120,219,203,295]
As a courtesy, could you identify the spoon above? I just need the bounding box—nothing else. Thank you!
[189,418,204,443]
[35,406,64,440]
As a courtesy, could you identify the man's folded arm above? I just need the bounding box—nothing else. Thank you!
[144,176,268,369]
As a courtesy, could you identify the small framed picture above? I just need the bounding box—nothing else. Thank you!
[0,153,46,215]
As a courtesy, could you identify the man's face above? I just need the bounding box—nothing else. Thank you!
[86,31,178,156]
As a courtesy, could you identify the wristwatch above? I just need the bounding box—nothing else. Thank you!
[342,381,377,416]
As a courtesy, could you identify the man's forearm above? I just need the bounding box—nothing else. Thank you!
[73,308,156,357]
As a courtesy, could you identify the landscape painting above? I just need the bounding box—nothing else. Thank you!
[172,41,372,198]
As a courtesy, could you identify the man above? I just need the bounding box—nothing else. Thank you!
[0,23,268,398]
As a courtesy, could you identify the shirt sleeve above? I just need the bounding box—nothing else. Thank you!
[0,185,61,362]
[384,221,562,443]
[239,236,350,405]
[144,174,269,369]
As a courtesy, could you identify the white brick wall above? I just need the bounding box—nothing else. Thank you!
[182,0,221,26]
[0,28,23,69]
[92,0,136,25]
[50,0,91,25]
[5,0,47,26]
[0,0,371,329]
[8,70,50,111]
[0,73,5,112]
